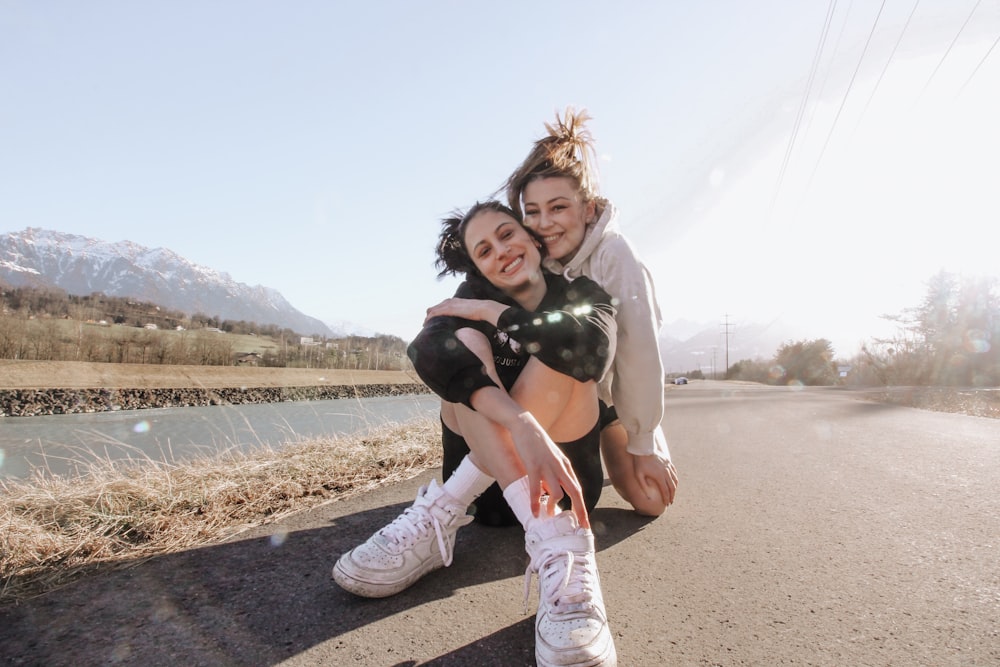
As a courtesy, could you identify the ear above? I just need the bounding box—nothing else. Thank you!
[585,199,597,223]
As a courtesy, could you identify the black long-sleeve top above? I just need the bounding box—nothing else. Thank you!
[407,272,617,409]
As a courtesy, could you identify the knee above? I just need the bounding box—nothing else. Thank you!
[613,479,667,517]
[631,495,667,517]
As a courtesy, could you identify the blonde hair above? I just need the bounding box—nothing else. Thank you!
[503,107,606,216]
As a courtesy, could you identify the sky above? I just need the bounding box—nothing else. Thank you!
[2,1,998,358]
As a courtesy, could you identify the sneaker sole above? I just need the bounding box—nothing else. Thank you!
[331,554,444,598]
[535,635,617,667]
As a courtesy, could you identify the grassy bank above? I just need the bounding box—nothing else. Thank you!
[0,360,436,605]
[1,417,441,605]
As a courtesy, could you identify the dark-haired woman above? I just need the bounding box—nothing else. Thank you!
[333,201,618,667]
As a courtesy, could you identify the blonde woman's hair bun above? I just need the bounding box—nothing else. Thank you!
[504,106,604,214]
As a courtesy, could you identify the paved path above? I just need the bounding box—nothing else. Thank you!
[2,383,998,666]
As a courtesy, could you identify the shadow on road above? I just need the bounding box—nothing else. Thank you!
[1,478,653,667]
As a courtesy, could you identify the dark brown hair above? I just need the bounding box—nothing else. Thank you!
[434,201,546,279]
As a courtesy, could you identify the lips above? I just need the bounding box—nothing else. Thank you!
[501,256,524,274]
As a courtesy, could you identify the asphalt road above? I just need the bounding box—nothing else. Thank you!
[2,382,998,666]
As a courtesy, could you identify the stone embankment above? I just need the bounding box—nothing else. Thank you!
[0,384,433,417]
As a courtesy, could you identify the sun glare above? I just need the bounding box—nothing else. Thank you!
[654,36,999,355]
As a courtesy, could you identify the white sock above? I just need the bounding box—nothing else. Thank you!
[502,476,535,527]
[442,455,494,506]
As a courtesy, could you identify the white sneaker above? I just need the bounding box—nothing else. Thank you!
[332,479,473,598]
[524,511,617,667]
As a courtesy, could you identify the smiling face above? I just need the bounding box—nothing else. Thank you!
[521,176,596,263]
[463,208,544,295]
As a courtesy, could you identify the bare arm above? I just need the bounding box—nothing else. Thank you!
[424,297,508,327]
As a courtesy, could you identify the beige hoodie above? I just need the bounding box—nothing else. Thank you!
[542,202,671,459]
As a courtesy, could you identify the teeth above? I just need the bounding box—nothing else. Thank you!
[544,235,560,243]
[503,256,523,273]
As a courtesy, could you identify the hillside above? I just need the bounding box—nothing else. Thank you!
[0,228,333,336]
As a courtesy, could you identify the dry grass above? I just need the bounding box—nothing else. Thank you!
[1,417,441,605]
[863,386,1000,419]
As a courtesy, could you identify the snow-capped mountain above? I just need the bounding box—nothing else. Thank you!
[324,319,379,338]
[0,228,333,336]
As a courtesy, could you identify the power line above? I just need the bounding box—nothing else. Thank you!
[807,0,857,139]
[917,0,984,102]
[851,0,922,139]
[770,0,839,215]
[956,30,1000,98]
[804,0,888,194]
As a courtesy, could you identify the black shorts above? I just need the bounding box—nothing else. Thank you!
[599,400,619,431]
[441,418,604,527]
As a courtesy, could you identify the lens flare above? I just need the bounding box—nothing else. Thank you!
[270,529,289,547]
[964,329,991,354]
[153,598,177,622]
[132,420,151,434]
[110,643,132,662]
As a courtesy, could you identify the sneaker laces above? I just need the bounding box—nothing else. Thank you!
[523,542,598,615]
[377,487,458,566]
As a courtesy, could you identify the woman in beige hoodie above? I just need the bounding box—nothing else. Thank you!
[503,108,679,516]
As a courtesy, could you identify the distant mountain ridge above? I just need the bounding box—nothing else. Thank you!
[0,228,334,336]
[659,318,817,374]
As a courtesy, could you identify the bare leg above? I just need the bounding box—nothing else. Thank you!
[440,357,597,453]
[443,328,524,487]
[334,329,603,599]
[432,333,616,664]
[510,357,598,442]
[445,328,597,486]
[600,422,667,516]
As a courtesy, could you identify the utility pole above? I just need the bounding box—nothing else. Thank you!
[721,314,734,378]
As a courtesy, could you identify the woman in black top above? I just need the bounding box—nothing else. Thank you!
[411,202,616,525]
[333,201,620,665]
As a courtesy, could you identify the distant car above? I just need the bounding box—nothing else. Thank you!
[673,377,688,385]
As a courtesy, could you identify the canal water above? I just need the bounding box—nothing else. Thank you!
[0,394,441,480]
